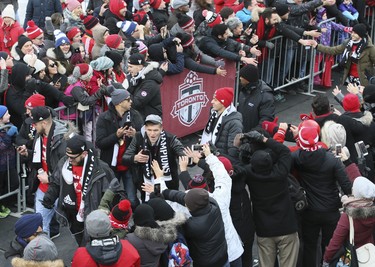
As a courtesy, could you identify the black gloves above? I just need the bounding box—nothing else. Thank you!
[40,198,54,209]
[243,130,265,143]
[61,95,75,107]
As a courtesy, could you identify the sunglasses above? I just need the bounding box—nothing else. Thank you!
[66,152,82,159]
[49,63,57,67]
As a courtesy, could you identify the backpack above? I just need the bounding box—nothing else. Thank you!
[168,233,193,267]
[288,174,308,212]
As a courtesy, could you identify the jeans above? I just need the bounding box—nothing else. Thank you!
[35,188,58,236]
[117,170,139,208]
[223,260,230,267]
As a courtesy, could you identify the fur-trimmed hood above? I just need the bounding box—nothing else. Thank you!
[346,204,375,221]
[10,42,39,62]
[138,61,162,83]
[46,48,67,75]
[156,211,188,229]
[11,258,64,267]
[353,110,373,126]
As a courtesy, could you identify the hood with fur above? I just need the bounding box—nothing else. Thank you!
[11,258,64,267]
[346,204,375,222]
[156,211,187,228]
[134,61,162,84]
[353,111,373,126]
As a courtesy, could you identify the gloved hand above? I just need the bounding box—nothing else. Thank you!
[261,117,278,135]
[265,41,275,50]
[25,77,38,94]
[243,130,265,143]
[6,125,18,136]
[40,198,54,209]
[61,95,75,107]
[108,178,123,193]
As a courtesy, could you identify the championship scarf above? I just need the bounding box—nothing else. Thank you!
[111,110,132,167]
[61,148,95,222]
[32,122,55,173]
[142,130,171,181]
[130,67,147,86]
[341,38,367,66]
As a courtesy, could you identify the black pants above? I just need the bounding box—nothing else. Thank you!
[301,209,340,267]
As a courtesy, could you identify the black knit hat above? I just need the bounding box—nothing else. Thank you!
[184,188,209,212]
[128,53,146,65]
[82,15,99,30]
[177,13,194,30]
[352,23,367,38]
[111,199,132,224]
[239,64,259,83]
[275,3,289,17]
[133,204,159,228]
[66,135,87,154]
[251,150,273,174]
[148,43,165,62]
[18,35,32,49]
[147,198,175,221]
[105,51,123,67]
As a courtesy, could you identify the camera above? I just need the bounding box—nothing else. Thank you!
[335,144,342,158]
[355,141,368,157]
[192,144,203,151]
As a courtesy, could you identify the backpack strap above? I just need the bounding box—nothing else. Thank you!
[348,215,355,246]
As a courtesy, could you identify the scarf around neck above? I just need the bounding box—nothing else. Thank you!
[130,67,147,86]
[341,38,367,66]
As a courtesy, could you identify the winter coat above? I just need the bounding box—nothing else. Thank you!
[238,80,275,133]
[317,38,375,86]
[63,8,85,31]
[245,138,298,237]
[96,102,144,169]
[206,154,244,262]
[72,239,141,267]
[46,48,74,76]
[125,223,177,267]
[162,189,228,267]
[11,258,64,267]
[292,148,352,212]
[0,69,8,95]
[0,126,17,172]
[0,19,24,55]
[152,9,169,32]
[324,204,375,263]
[344,111,375,146]
[122,130,185,189]
[24,0,63,29]
[126,62,163,119]
[87,0,103,12]
[236,8,251,24]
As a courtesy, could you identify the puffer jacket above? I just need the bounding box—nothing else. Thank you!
[23,0,62,29]
[162,189,228,267]
[126,62,163,119]
[324,203,375,263]
[0,19,24,55]
[292,148,352,212]
[238,80,275,133]
[317,38,375,86]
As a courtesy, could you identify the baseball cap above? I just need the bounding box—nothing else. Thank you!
[25,106,51,124]
[145,114,162,124]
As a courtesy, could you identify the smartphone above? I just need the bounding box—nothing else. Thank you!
[355,141,368,157]
[335,144,342,158]
[192,144,203,151]
[330,104,335,112]
[188,157,194,165]
[123,121,132,128]
[287,123,291,130]
[141,148,149,155]
[154,183,161,195]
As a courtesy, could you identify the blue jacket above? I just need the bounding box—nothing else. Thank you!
[236,8,251,24]
[24,0,62,29]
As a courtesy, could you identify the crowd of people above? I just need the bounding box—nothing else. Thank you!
[0,0,375,266]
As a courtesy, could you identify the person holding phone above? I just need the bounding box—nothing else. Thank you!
[96,84,144,208]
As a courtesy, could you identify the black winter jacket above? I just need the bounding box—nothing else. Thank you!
[292,148,352,212]
[198,35,244,62]
[122,130,185,189]
[163,189,228,267]
[96,103,144,169]
[238,80,275,132]
[127,62,163,119]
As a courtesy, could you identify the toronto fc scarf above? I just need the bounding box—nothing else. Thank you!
[341,38,367,66]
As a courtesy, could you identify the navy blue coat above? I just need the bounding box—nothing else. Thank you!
[24,0,62,29]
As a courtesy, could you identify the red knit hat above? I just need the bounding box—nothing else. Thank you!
[67,27,81,41]
[81,15,99,30]
[343,93,361,112]
[26,20,43,40]
[73,63,93,81]
[109,199,132,228]
[24,94,45,109]
[218,156,234,176]
[214,87,234,108]
[105,34,122,48]
[298,127,319,151]
[298,119,320,135]
[203,10,222,28]
[151,0,162,9]
[133,10,149,25]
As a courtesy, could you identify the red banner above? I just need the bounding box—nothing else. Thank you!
[161,61,237,138]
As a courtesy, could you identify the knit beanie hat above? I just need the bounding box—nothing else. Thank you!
[67,27,81,41]
[110,199,132,228]
[54,30,71,48]
[147,198,175,221]
[187,174,209,190]
[15,213,43,239]
[1,4,15,20]
[133,10,149,25]
[109,0,127,20]
[24,55,46,74]
[251,150,273,174]
[90,56,114,71]
[298,127,319,151]
[0,105,8,119]
[66,0,81,11]
[128,53,146,65]
[151,0,162,9]
[117,20,138,36]
[72,63,93,81]
[26,20,43,40]
[86,210,112,238]
[105,34,122,49]
[148,43,165,61]
[184,188,209,212]
[23,234,59,261]
[66,134,87,154]
[203,10,222,28]
[275,3,290,17]
[239,64,259,83]
[214,87,234,108]
[218,156,234,176]
[343,93,361,112]
[25,94,46,109]
[111,89,130,105]
[352,176,375,199]
[136,40,148,54]
[352,23,367,39]
[171,0,189,9]
[82,15,99,30]
[133,204,160,228]
[105,51,123,67]
[177,13,194,30]
[179,33,194,48]
[17,35,32,49]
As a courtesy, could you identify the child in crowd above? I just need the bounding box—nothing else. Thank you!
[338,0,359,22]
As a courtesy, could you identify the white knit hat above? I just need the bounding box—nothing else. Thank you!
[2,4,15,20]
[353,176,375,199]
[23,55,46,74]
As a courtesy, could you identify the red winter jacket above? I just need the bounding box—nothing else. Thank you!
[0,19,24,55]
[71,239,141,267]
